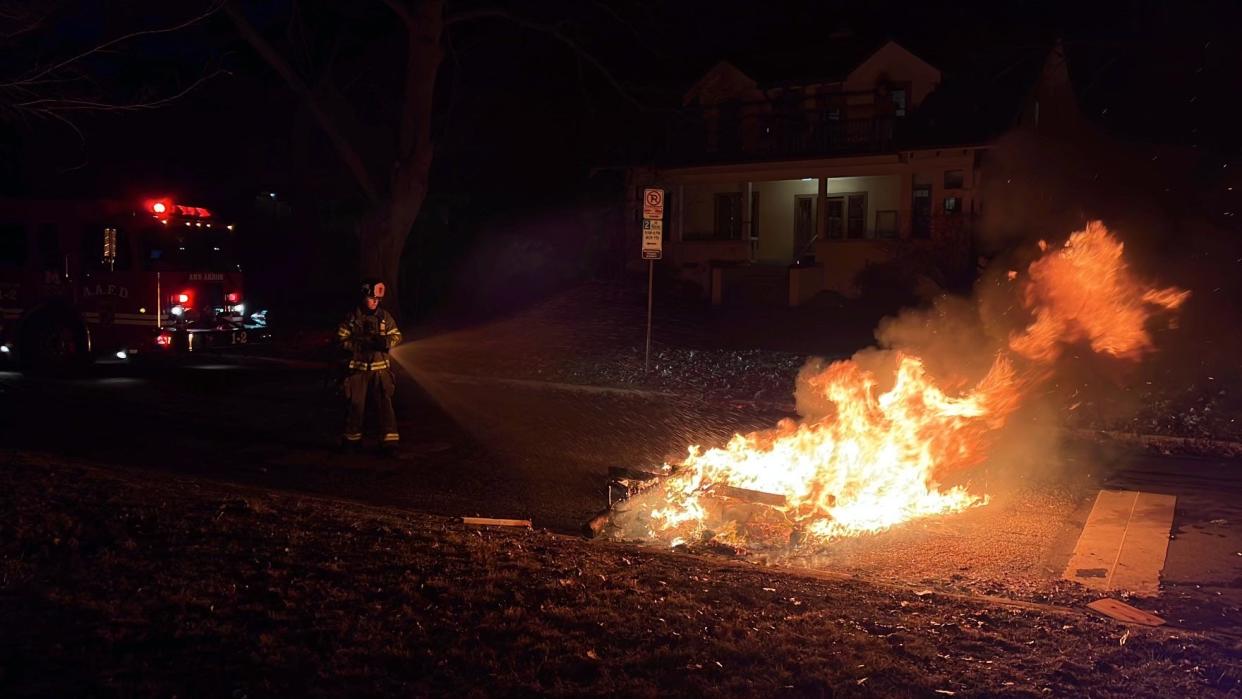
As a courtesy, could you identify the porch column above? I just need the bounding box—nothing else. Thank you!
[676,184,685,242]
[816,177,828,242]
[742,181,754,261]
[898,169,913,239]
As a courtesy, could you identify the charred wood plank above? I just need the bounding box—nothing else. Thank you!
[710,485,787,507]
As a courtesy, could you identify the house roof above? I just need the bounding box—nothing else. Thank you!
[724,35,892,88]
[896,46,1053,148]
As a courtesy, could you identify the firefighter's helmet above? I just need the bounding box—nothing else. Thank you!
[360,278,387,300]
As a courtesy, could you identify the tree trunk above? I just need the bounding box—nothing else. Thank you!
[228,0,443,323]
[363,0,442,323]
[360,200,422,323]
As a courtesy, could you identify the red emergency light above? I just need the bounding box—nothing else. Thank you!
[176,292,190,304]
[145,198,173,217]
[142,197,213,219]
[226,292,240,303]
[175,205,212,218]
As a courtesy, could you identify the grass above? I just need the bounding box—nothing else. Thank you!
[2,452,1239,698]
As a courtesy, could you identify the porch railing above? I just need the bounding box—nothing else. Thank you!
[664,110,898,164]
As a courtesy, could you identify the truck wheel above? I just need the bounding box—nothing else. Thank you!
[19,313,91,374]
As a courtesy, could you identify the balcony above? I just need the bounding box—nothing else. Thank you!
[664,108,898,165]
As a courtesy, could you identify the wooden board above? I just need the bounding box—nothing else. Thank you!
[709,485,787,507]
[1086,598,1166,627]
[461,517,531,528]
[1062,489,1176,596]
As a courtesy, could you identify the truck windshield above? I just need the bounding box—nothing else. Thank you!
[141,226,241,272]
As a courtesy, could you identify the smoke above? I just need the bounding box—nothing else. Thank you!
[603,219,1191,549]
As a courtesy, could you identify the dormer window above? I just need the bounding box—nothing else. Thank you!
[891,88,907,117]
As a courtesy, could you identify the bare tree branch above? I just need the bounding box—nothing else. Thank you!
[0,1,47,40]
[379,0,415,26]
[586,0,666,59]
[443,6,645,111]
[2,1,226,88]
[13,68,228,112]
[223,1,381,205]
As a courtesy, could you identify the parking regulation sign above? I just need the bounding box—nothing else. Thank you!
[642,219,663,260]
[642,187,665,220]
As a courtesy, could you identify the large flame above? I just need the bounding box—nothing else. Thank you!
[1009,221,1190,362]
[616,222,1188,547]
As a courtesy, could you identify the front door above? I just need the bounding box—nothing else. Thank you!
[793,195,815,262]
[912,184,932,238]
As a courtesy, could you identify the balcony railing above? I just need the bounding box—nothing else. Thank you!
[663,110,898,164]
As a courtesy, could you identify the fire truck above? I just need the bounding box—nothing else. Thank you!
[0,196,270,370]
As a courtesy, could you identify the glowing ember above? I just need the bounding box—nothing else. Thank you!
[612,222,1188,547]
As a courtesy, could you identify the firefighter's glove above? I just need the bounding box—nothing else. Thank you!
[369,335,389,352]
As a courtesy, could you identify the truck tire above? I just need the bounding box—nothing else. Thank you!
[18,312,91,374]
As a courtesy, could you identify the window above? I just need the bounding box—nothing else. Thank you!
[0,223,27,266]
[713,192,742,240]
[826,194,867,239]
[826,197,844,239]
[80,225,132,271]
[912,184,932,239]
[891,88,907,117]
[943,196,961,215]
[846,193,867,239]
[944,169,965,189]
[875,210,899,239]
[143,229,238,272]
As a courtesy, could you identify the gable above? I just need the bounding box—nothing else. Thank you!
[683,60,762,106]
[844,41,942,106]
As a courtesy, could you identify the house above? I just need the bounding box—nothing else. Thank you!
[627,39,1075,305]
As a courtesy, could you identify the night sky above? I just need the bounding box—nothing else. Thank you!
[5,0,1240,205]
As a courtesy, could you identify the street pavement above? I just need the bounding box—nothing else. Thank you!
[0,355,776,532]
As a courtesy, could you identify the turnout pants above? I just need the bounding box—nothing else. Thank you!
[342,369,399,444]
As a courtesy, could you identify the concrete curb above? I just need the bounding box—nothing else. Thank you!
[1066,428,1242,459]
[426,372,681,399]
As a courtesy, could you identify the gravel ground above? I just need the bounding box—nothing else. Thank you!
[391,282,1242,445]
[3,454,1241,698]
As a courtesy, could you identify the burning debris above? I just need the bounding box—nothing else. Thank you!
[597,223,1189,550]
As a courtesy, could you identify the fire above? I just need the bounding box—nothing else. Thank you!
[612,222,1188,547]
[1009,221,1190,363]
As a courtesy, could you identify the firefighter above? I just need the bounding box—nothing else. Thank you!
[337,278,402,453]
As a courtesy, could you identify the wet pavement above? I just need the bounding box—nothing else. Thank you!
[0,355,779,532]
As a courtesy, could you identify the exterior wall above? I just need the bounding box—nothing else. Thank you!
[641,147,985,301]
[683,61,763,106]
[788,264,824,306]
[682,182,744,241]
[906,149,978,243]
[680,175,901,264]
[814,239,899,295]
[671,240,751,298]
[753,179,817,261]
[844,42,942,106]
[824,175,901,237]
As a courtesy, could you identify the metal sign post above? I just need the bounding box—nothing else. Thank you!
[641,188,664,372]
